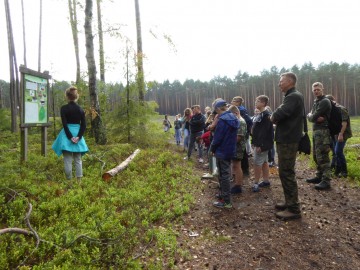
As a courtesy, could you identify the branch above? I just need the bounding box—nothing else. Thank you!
[0,227,33,236]
[102,149,140,181]
[24,203,40,248]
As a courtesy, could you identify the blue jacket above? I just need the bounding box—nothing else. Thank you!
[210,111,240,160]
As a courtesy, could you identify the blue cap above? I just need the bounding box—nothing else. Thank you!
[214,99,227,109]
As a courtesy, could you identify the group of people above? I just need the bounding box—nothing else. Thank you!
[165,71,352,221]
[54,72,352,223]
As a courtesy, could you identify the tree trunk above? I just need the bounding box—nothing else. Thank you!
[0,84,3,109]
[96,0,105,82]
[4,0,18,132]
[68,0,81,84]
[21,0,27,66]
[134,0,145,101]
[38,0,42,72]
[102,149,140,181]
[84,0,107,144]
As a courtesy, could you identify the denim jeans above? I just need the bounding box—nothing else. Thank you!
[332,139,347,168]
[183,129,190,150]
[63,151,83,179]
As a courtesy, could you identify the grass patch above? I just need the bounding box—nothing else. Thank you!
[0,119,200,269]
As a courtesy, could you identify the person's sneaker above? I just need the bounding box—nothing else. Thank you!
[258,181,271,188]
[275,202,287,211]
[269,161,275,167]
[275,209,301,221]
[306,177,321,184]
[202,173,213,179]
[183,156,190,160]
[213,201,233,209]
[198,158,204,163]
[314,180,331,190]
[231,185,242,194]
[252,183,260,192]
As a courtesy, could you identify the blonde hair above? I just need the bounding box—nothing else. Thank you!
[65,86,79,101]
[312,82,324,89]
[228,105,240,119]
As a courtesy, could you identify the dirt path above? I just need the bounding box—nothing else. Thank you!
[174,153,360,270]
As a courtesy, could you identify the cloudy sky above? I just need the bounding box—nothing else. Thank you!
[1,0,359,84]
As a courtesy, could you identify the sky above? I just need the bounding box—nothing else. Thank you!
[1,0,360,84]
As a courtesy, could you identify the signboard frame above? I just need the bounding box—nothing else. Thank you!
[19,66,52,161]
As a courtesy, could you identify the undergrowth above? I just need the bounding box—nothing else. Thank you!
[0,117,200,269]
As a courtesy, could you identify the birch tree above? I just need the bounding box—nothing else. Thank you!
[134,0,145,101]
[96,0,105,82]
[68,0,81,84]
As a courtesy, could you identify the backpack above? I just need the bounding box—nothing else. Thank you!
[327,99,342,136]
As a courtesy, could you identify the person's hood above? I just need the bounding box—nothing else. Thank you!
[219,111,240,129]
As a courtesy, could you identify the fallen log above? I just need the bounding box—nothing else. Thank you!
[102,149,140,181]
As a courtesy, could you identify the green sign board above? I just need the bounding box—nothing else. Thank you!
[23,74,48,124]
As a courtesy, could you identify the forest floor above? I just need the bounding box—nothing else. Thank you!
[172,147,360,270]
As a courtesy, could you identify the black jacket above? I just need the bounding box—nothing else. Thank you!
[251,110,274,151]
[189,113,206,133]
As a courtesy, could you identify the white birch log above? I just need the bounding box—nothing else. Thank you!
[102,149,140,181]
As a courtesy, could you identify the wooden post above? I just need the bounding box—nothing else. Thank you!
[20,127,28,162]
[41,126,47,156]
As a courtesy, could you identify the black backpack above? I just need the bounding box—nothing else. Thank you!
[327,99,342,136]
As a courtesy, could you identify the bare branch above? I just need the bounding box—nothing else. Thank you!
[0,227,33,236]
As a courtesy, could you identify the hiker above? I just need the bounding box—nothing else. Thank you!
[251,95,274,192]
[184,105,206,163]
[325,95,352,177]
[163,114,171,132]
[227,105,247,195]
[52,86,89,183]
[181,108,192,152]
[174,114,182,145]
[210,99,240,208]
[271,72,304,221]
[306,82,332,190]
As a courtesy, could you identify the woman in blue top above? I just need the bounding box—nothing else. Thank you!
[52,86,89,182]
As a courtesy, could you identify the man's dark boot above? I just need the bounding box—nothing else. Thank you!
[275,209,301,221]
[306,177,321,184]
[275,202,287,211]
[315,180,331,190]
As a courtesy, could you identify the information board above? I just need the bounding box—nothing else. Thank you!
[23,74,48,124]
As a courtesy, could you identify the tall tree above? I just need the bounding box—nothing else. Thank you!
[4,0,19,132]
[21,0,27,66]
[38,0,42,72]
[68,0,81,84]
[134,0,145,101]
[84,0,107,144]
[0,84,3,109]
[96,0,105,82]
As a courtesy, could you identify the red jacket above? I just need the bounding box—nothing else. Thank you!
[201,131,211,148]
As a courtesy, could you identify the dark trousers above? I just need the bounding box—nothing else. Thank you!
[241,153,249,174]
[216,157,232,203]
